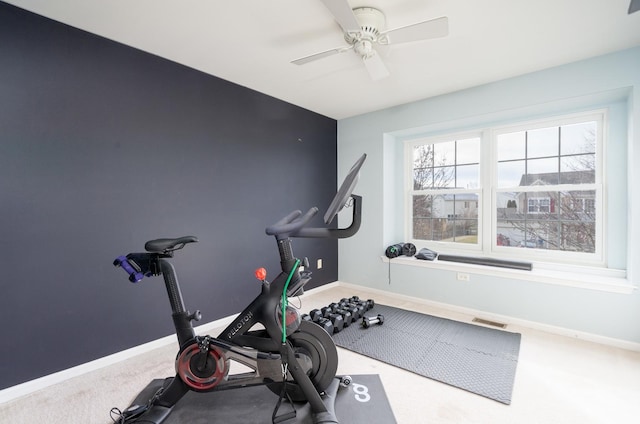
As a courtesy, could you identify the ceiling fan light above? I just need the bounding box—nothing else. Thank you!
[354,39,373,56]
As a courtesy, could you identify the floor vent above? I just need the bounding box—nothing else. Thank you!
[472,317,507,329]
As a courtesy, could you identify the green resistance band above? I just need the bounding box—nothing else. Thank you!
[281,259,300,343]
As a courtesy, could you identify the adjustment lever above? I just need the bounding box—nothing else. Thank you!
[188,310,202,322]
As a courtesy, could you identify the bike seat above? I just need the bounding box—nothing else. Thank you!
[145,236,198,253]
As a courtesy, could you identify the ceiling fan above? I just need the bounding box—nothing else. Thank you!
[292,0,449,81]
[630,0,640,14]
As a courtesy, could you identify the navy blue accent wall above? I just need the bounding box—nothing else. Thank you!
[0,2,337,390]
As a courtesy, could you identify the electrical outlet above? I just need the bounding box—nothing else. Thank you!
[457,272,470,281]
[317,259,323,269]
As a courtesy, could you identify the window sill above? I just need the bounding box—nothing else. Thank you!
[380,255,634,294]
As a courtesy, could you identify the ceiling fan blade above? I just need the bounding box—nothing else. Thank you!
[630,0,640,14]
[381,16,449,44]
[321,0,361,33]
[292,45,353,65]
[362,51,390,81]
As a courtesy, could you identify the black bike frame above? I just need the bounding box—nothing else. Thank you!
[114,192,363,424]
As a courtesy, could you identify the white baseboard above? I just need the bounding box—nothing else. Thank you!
[0,283,338,405]
[336,281,640,352]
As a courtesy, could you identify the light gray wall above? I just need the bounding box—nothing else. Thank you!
[337,46,640,343]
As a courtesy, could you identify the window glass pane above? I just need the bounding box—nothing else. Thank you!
[525,158,558,185]
[433,166,456,189]
[496,223,525,248]
[559,222,596,253]
[413,194,478,244]
[559,190,596,221]
[527,126,559,158]
[413,145,433,189]
[452,194,478,243]
[413,195,433,218]
[561,121,596,156]
[497,131,525,161]
[433,141,455,166]
[413,218,433,240]
[456,164,479,189]
[413,195,435,240]
[560,155,595,179]
[413,144,433,167]
[457,137,481,164]
[495,190,595,253]
[497,160,525,187]
[413,168,432,190]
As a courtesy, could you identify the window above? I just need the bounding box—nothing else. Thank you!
[527,197,551,214]
[410,135,481,245]
[406,111,604,266]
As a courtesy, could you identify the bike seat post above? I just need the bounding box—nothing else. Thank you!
[159,259,195,346]
[276,237,297,273]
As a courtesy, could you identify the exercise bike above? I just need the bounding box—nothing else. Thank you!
[112,154,366,424]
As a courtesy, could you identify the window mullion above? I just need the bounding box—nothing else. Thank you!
[482,129,493,254]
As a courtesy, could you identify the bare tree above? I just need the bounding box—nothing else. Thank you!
[412,144,456,240]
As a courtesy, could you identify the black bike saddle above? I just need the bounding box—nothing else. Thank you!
[144,236,199,253]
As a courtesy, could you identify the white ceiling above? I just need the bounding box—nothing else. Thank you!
[6,0,640,119]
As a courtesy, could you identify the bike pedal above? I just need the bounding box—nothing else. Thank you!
[339,375,352,388]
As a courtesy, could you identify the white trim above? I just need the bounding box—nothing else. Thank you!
[337,281,640,352]
[379,255,633,294]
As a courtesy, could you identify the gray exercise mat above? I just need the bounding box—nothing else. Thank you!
[332,304,521,404]
[121,374,396,423]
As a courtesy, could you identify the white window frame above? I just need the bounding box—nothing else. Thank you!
[405,110,606,268]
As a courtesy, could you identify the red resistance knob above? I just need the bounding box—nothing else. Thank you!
[255,267,267,281]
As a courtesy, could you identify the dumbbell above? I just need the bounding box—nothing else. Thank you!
[361,314,384,328]
[301,314,312,322]
[311,307,343,334]
[314,317,334,334]
[327,313,345,333]
[309,309,323,322]
[324,304,355,326]
[354,298,374,311]
[332,307,353,326]
[338,303,360,320]
[322,304,342,318]
[347,302,366,320]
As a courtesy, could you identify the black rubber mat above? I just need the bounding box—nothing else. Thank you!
[332,304,521,404]
[121,374,396,423]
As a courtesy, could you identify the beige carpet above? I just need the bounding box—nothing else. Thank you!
[1,284,640,423]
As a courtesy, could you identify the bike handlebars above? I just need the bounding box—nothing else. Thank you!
[264,195,362,240]
[265,207,318,237]
[266,154,366,240]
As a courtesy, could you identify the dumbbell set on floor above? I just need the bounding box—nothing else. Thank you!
[302,296,375,334]
[361,314,384,328]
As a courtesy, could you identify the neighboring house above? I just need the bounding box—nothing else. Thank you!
[496,170,596,250]
[432,193,479,220]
